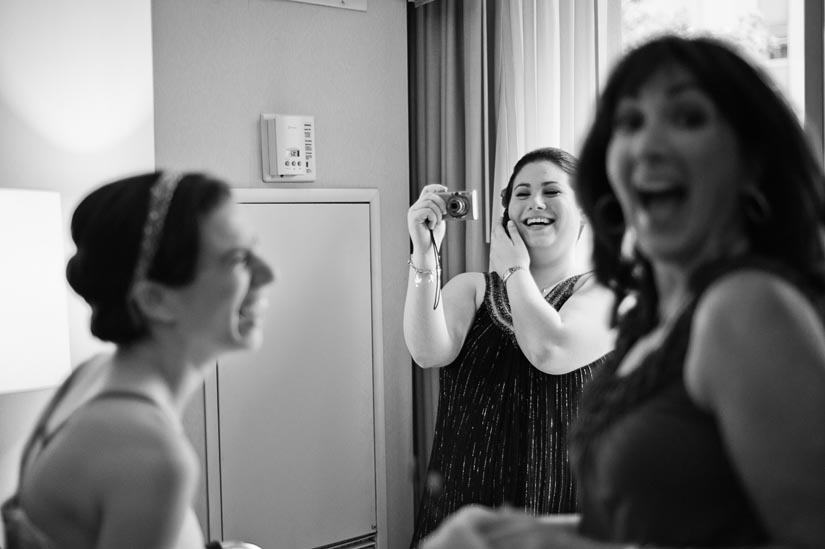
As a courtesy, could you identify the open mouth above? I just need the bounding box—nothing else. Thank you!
[523,217,555,227]
[637,187,687,210]
[239,298,268,323]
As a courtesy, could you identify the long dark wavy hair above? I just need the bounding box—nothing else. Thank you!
[575,34,825,345]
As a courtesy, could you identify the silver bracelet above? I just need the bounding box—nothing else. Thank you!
[501,265,525,285]
[408,257,441,287]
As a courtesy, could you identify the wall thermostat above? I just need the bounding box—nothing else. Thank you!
[260,113,316,182]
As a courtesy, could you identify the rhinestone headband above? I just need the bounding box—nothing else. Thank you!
[131,171,182,286]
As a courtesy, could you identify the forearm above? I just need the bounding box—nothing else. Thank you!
[403,259,456,367]
[491,520,796,549]
[504,269,567,372]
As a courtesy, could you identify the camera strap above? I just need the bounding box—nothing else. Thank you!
[430,229,441,310]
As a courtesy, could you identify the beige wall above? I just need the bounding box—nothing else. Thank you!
[151,0,413,546]
[1,0,413,546]
[0,0,154,523]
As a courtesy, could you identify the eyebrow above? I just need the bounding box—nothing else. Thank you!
[622,79,701,101]
[514,181,562,189]
[666,80,702,97]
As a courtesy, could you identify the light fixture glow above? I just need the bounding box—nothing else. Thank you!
[0,189,71,394]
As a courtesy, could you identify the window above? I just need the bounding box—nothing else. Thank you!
[618,0,805,118]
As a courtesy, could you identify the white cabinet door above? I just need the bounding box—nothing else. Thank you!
[207,191,382,549]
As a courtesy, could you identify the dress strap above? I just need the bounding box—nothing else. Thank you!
[37,390,163,449]
[484,271,591,338]
[544,272,587,307]
[16,356,102,484]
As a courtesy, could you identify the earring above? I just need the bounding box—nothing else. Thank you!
[620,226,637,262]
[593,194,625,236]
[620,226,647,281]
[741,186,771,226]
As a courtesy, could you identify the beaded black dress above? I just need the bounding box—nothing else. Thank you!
[568,258,809,546]
[410,272,611,547]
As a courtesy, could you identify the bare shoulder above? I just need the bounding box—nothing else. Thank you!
[693,268,821,348]
[61,399,197,489]
[24,397,197,540]
[686,268,825,545]
[687,268,825,406]
[699,268,813,313]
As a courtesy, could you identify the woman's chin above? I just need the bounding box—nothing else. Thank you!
[231,320,266,350]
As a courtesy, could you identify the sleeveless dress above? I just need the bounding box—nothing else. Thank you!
[2,362,167,549]
[410,272,612,547]
[569,258,814,546]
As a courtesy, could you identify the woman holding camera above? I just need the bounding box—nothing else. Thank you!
[420,35,825,549]
[404,147,615,547]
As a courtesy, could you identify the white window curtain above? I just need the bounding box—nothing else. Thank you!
[491,0,602,216]
[409,0,611,250]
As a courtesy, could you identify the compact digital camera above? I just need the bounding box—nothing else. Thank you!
[435,190,478,221]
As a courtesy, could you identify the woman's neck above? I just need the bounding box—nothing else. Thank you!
[651,233,751,322]
[651,264,692,324]
[110,342,203,416]
[529,250,579,294]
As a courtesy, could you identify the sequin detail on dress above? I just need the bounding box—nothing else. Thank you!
[410,272,611,547]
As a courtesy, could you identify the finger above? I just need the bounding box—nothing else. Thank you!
[412,200,441,221]
[416,192,447,216]
[421,183,448,196]
[506,221,524,244]
[421,509,494,549]
[421,204,443,229]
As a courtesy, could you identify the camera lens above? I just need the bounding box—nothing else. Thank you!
[446,196,468,217]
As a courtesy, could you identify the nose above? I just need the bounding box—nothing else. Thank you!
[631,116,669,161]
[530,194,547,210]
[250,252,275,287]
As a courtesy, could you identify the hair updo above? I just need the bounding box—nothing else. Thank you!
[66,171,232,345]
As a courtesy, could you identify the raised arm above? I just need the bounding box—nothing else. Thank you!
[491,220,615,375]
[403,184,480,368]
[685,270,825,549]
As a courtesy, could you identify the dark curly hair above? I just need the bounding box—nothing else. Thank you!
[66,171,232,345]
[501,147,578,227]
[575,34,825,342]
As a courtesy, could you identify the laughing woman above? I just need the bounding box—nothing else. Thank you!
[422,35,825,549]
[3,172,274,549]
[405,147,615,547]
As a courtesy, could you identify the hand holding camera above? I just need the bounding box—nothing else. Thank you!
[408,185,478,256]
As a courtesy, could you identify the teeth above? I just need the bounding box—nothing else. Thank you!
[239,298,268,319]
[525,217,552,226]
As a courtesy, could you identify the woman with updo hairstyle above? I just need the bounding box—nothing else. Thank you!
[67,172,234,344]
[3,171,274,549]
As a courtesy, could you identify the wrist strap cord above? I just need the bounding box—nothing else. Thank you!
[430,229,441,310]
